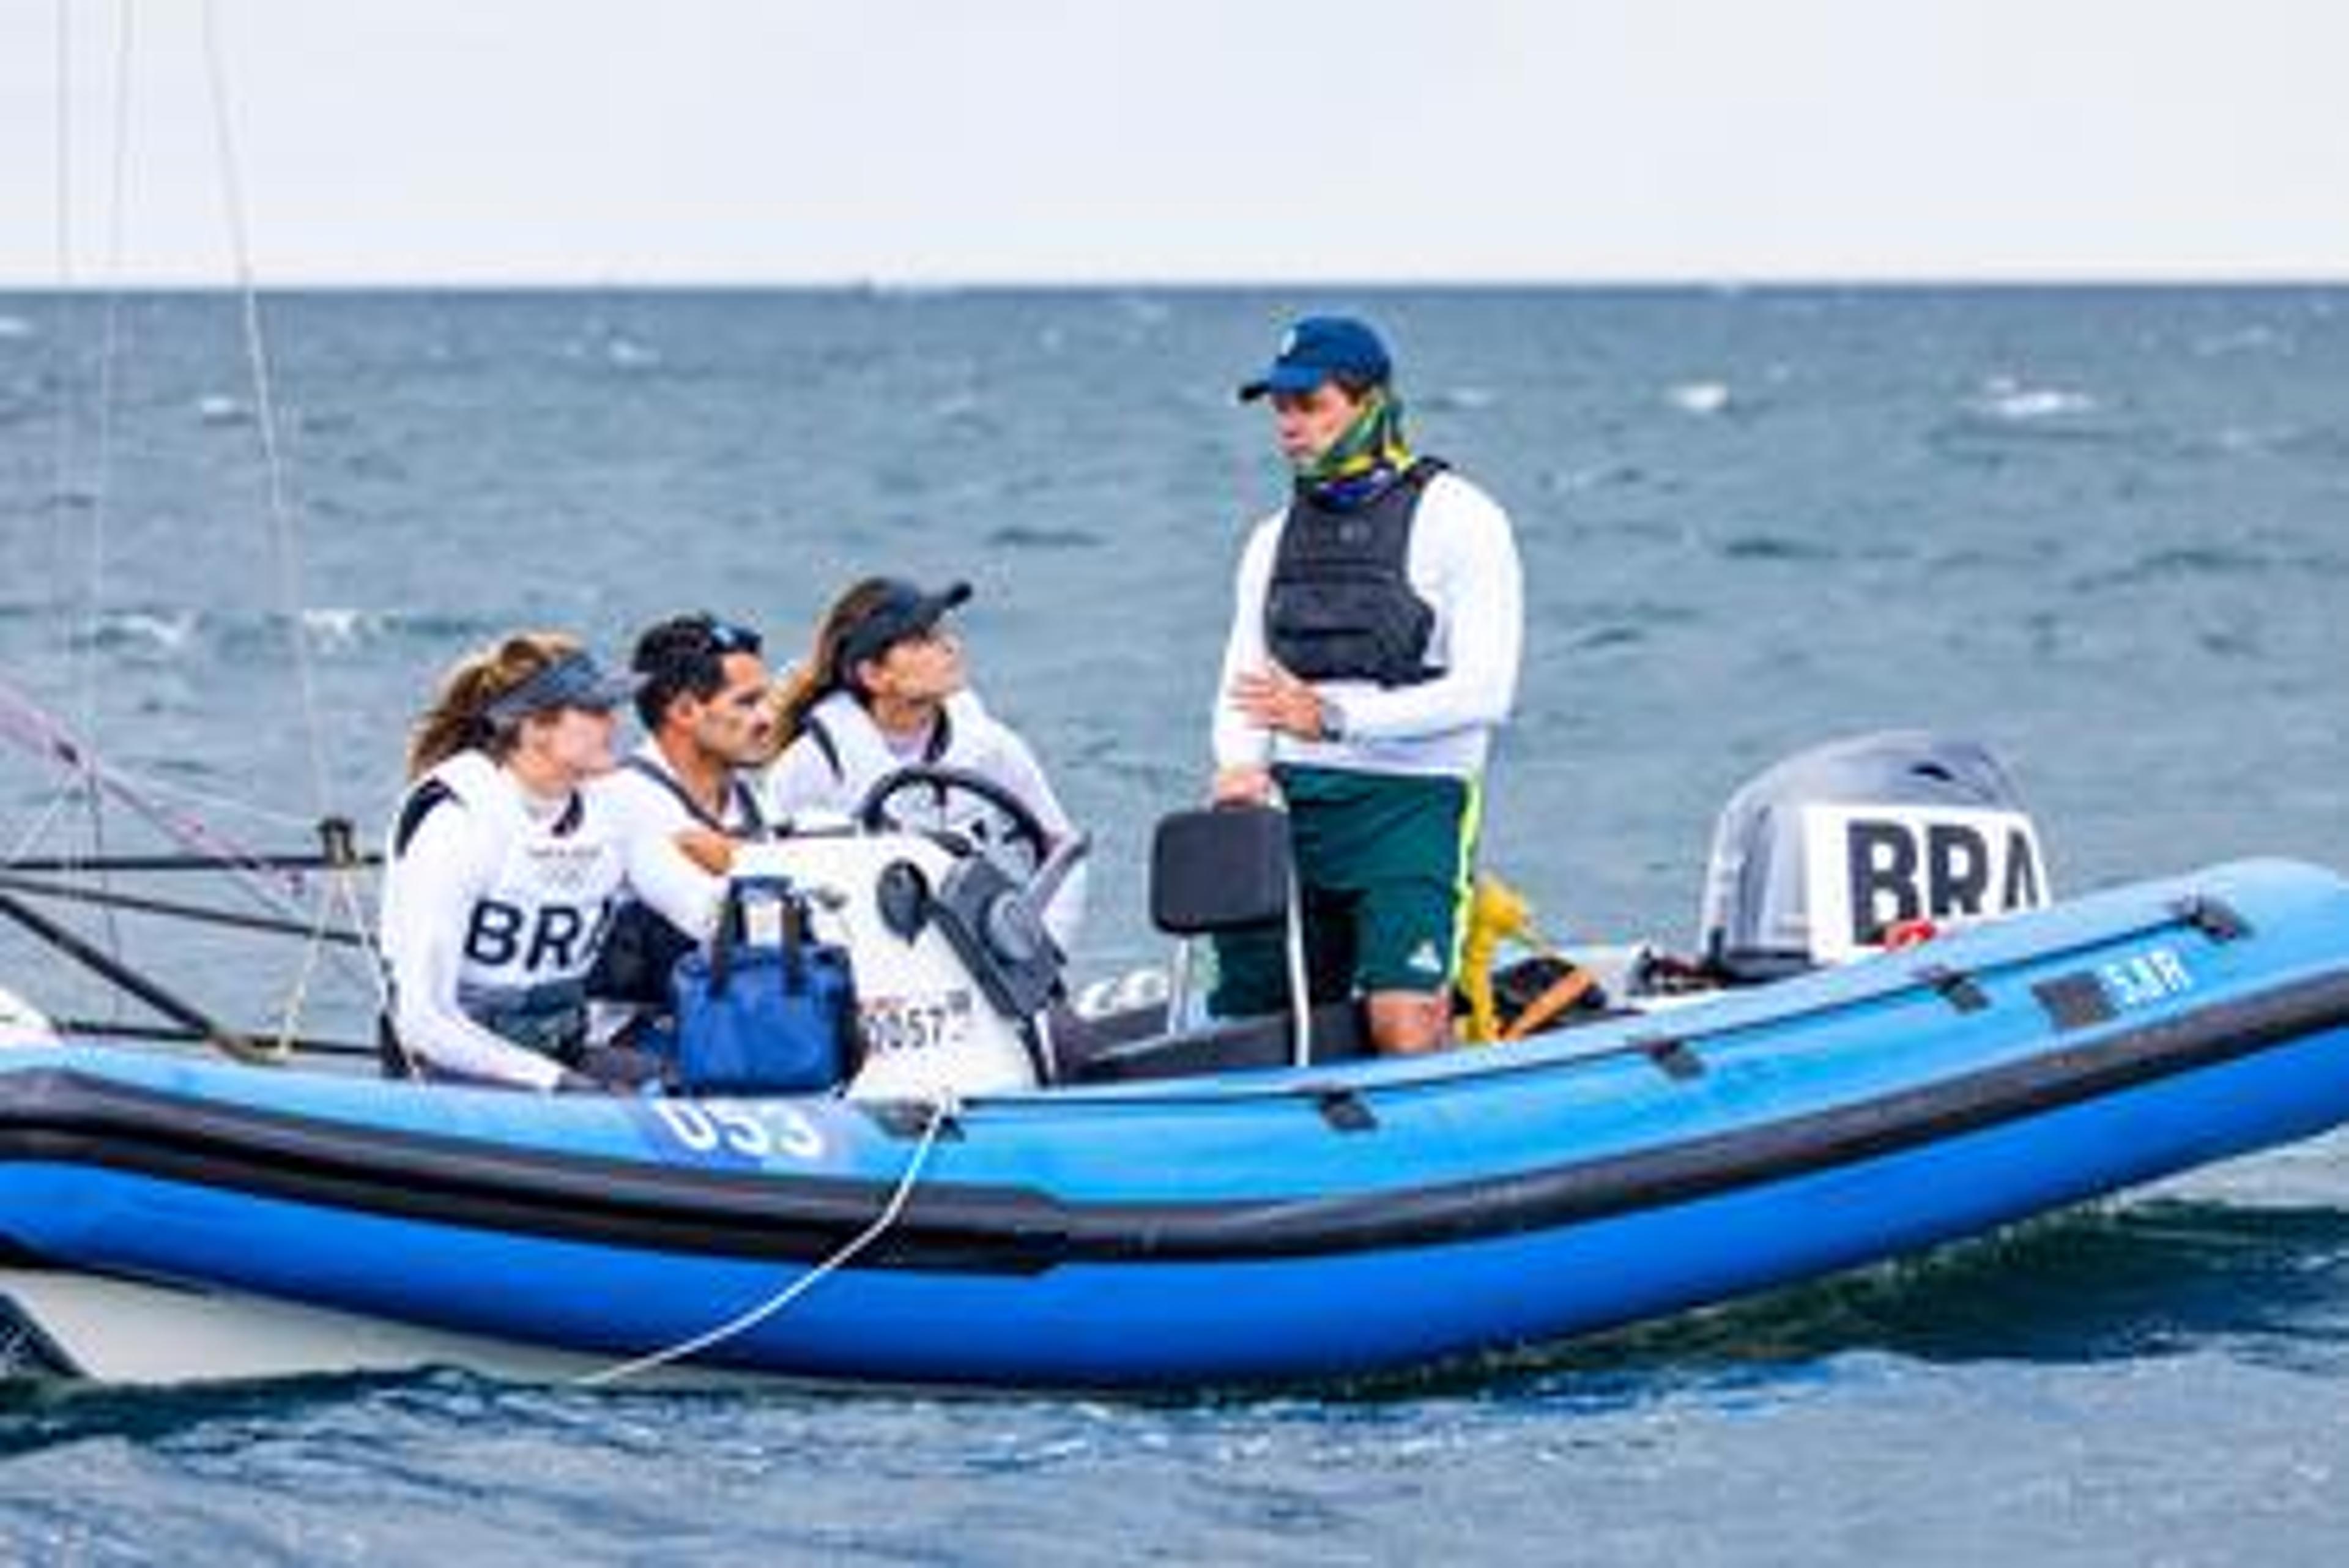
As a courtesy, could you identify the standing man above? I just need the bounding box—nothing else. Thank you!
[1211,316,1523,1054]
[585,612,776,1042]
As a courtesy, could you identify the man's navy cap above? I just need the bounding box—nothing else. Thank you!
[1238,316,1392,402]
[837,579,973,675]
[485,648,640,722]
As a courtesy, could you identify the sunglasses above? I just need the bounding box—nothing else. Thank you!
[705,619,763,656]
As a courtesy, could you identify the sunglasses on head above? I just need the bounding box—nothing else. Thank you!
[705,619,762,656]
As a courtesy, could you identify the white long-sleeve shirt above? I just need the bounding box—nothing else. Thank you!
[1213,468,1523,778]
[591,740,746,929]
[377,753,627,1090]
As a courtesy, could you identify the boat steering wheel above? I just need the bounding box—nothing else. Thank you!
[855,764,1055,877]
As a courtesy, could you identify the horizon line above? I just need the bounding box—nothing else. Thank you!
[4,272,2348,297]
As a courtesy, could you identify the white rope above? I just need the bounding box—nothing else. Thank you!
[5,789,81,868]
[71,765,321,833]
[29,3,93,916]
[69,0,144,992]
[273,830,389,1038]
[573,1093,957,1389]
[0,677,385,1010]
[196,0,333,824]
[77,0,140,769]
[327,856,389,1007]
[195,1,379,1043]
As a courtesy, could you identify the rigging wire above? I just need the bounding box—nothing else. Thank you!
[196,0,334,826]
[70,0,146,992]
[196,1,388,1020]
[0,677,385,1003]
[35,0,131,1004]
[11,6,379,1047]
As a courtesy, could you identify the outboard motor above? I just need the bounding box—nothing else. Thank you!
[1697,731,2050,981]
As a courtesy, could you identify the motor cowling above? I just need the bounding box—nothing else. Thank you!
[1697,731,2051,981]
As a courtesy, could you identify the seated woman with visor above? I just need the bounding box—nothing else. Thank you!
[763,578,1087,954]
[377,632,719,1091]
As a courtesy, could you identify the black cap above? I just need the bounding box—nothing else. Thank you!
[483,649,639,723]
[836,579,972,677]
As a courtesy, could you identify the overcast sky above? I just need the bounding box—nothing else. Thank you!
[4,0,2345,286]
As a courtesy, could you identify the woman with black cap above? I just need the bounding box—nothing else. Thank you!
[378,631,704,1091]
[765,577,1086,951]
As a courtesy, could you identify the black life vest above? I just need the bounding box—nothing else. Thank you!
[1263,457,1446,688]
[585,756,765,1010]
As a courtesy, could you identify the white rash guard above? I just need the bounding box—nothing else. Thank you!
[1212,467,1524,779]
[759,688,1088,953]
[377,751,628,1090]
[579,741,746,1040]
[591,740,749,926]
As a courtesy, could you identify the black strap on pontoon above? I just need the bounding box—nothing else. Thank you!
[2032,972,2117,1031]
[1311,1086,1379,1132]
[1917,964,1991,1014]
[2172,894,2252,943]
[1636,1035,1707,1081]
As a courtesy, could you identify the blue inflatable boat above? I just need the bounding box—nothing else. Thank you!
[4,854,2348,1388]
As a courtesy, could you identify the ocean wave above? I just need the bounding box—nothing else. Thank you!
[2195,624,2262,660]
[1666,380,1733,417]
[1570,624,1647,652]
[69,609,199,655]
[0,315,33,343]
[1969,377,2097,422]
[984,524,1102,551]
[1717,532,1837,563]
[2067,543,2282,591]
[1422,385,1496,412]
[196,394,249,426]
[300,608,376,652]
[601,335,661,370]
[1514,1195,2349,1373]
[1109,295,1172,326]
[62,606,506,661]
[2268,425,2349,463]
[1540,463,1646,494]
[563,327,662,370]
[2191,324,2291,359]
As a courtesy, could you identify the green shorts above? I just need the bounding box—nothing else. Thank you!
[1209,766,1481,1016]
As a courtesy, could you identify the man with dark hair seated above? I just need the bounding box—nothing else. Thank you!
[585,612,778,1046]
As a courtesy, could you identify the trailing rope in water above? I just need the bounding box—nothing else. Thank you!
[574,1093,958,1389]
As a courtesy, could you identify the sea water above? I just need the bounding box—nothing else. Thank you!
[0,288,2345,1562]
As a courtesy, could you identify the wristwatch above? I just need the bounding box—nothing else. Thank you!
[1315,696,1347,743]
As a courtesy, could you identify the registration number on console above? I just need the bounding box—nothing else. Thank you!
[861,989,975,1054]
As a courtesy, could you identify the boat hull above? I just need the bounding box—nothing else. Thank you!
[5,858,2348,1388]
